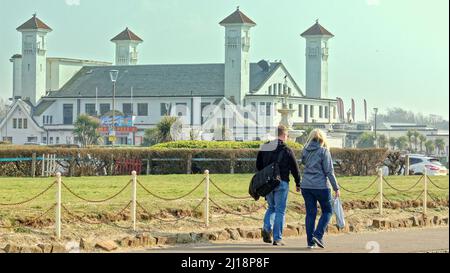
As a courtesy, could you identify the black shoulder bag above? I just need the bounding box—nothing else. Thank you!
[249,148,285,201]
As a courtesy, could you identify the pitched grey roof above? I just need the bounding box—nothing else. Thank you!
[301,20,334,37]
[17,14,52,31]
[34,100,55,116]
[47,62,281,98]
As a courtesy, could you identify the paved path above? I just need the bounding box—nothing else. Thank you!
[138,227,449,253]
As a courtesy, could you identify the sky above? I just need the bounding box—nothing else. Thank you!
[0,0,448,121]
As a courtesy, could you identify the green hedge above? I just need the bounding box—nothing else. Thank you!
[0,145,387,177]
[151,140,303,150]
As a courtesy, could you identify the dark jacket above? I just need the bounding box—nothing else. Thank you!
[256,139,301,187]
[300,140,339,191]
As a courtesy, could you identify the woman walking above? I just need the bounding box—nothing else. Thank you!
[296,129,340,249]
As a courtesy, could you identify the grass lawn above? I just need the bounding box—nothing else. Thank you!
[0,174,448,216]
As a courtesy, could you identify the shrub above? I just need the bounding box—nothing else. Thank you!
[0,145,387,177]
[151,140,303,150]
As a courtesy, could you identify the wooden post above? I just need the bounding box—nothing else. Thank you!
[379,168,383,215]
[204,170,210,228]
[31,153,36,178]
[131,171,137,231]
[55,172,62,239]
[146,159,150,175]
[41,154,45,177]
[423,169,428,215]
[230,153,235,174]
[405,155,410,176]
[187,153,192,174]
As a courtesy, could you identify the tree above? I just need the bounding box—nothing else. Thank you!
[396,136,408,151]
[0,98,9,120]
[435,138,446,155]
[357,132,376,148]
[412,130,420,152]
[389,137,397,150]
[143,116,180,146]
[406,130,414,151]
[418,134,427,153]
[377,134,388,148]
[73,115,102,147]
[425,140,436,155]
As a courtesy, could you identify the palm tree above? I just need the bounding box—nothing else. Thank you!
[406,130,414,151]
[73,115,102,147]
[435,138,446,155]
[377,134,388,148]
[412,130,420,152]
[418,134,427,153]
[396,136,408,151]
[425,140,436,155]
[389,137,397,150]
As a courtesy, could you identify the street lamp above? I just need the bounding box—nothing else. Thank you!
[373,108,379,147]
[109,70,119,146]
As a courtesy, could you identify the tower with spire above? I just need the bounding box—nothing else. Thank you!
[111,28,143,65]
[301,20,334,99]
[220,7,256,104]
[16,14,52,105]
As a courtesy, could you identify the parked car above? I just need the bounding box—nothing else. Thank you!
[408,154,448,176]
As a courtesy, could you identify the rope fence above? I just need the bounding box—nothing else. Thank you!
[0,168,448,238]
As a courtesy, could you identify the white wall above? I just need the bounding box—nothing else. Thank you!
[0,105,44,144]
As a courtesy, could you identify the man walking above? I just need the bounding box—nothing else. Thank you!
[256,125,301,246]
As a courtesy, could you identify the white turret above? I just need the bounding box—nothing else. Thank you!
[17,14,52,105]
[111,28,143,65]
[9,54,22,99]
[220,7,256,105]
[301,20,334,99]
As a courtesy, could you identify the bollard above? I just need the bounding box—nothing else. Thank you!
[423,169,428,215]
[31,153,36,178]
[131,171,137,231]
[204,170,210,228]
[378,168,383,215]
[55,172,62,239]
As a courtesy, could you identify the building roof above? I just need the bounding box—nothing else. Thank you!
[47,62,280,98]
[219,7,256,26]
[33,100,56,116]
[301,20,333,37]
[10,54,22,59]
[111,28,143,42]
[17,14,52,31]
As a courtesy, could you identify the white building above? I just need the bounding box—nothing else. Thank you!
[1,9,340,146]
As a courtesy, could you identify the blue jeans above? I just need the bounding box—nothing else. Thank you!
[301,188,333,246]
[263,181,289,242]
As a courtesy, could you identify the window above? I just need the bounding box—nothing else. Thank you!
[28,136,37,143]
[175,103,187,117]
[325,106,329,119]
[310,105,314,118]
[268,86,272,95]
[319,106,323,118]
[333,106,336,119]
[265,103,272,116]
[273,84,278,95]
[56,137,60,144]
[298,105,303,117]
[278,84,282,95]
[289,104,293,110]
[63,104,74,125]
[42,137,47,144]
[259,102,265,115]
[160,103,170,116]
[23,119,28,129]
[100,104,110,116]
[18,119,23,129]
[201,102,210,124]
[137,103,148,116]
[13,118,17,129]
[85,104,96,116]
[49,137,54,144]
[123,103,133,116]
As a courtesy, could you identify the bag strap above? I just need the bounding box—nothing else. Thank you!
[302,149,319,167]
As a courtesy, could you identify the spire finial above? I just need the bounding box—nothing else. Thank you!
[237,6,240,11]
[33,12,37,18]
[316,18,319,24]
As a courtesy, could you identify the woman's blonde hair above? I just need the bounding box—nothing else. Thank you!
[305,129,329,149]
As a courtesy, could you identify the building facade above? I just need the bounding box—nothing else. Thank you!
[1,9,341,146]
